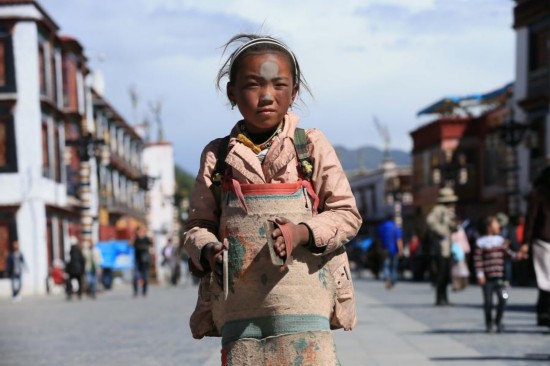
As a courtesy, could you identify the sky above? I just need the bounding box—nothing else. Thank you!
[38,0,515,174]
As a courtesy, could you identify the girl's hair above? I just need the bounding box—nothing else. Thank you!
[477,215,497,236]
[215,33,312,104]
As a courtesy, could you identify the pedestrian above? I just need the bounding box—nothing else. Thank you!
[83,242,102,299]
[376,213,403,289]
[451,217,470,291]
[6,240,26,302]
[475,215,518,333]
[520,166,550,328]
[65,237,85,300]
[162,238,182,286]
[426,187,458,306]
[184,33,362,364]
[512,214,530,286]
[132,226,152,297]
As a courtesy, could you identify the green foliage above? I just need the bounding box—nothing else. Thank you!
[175,165,195,197]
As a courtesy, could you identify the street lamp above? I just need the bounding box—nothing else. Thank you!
[432,150,468,188]
[386,176,403,227]
[498,109,527,216]
[66,132,106,162]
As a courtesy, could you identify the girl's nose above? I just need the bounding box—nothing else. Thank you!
[260,86,274,103]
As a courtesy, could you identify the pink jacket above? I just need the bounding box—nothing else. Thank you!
[184,112,362,272]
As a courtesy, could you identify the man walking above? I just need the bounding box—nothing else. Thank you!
[84,242,102,299]
[426,187,458,306]
[376,213,403,289]
[65,237,85,300]
[6,241,26,302]
[132,226,153,297]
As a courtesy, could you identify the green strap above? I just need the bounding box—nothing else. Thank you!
[210,135,230,208]
[209,129,313,205]
[294,128,313,180]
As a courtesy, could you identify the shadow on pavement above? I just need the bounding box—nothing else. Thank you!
[431,354,550,362]
[455,303,536,313]
[425,328,548,335]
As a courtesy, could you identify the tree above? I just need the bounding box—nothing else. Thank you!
[175,165,195,199]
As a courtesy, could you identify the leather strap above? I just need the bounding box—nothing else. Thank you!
[270,219,295,272]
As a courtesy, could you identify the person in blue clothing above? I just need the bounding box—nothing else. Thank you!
[376,213,403,289]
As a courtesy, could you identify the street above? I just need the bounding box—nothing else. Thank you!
[1,273,548,366]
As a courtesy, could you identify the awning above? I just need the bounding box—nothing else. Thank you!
[417,82,513,116]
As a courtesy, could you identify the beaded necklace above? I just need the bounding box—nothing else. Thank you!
[237,121,284,155]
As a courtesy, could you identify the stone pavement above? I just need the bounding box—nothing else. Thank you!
[0,273,548,366]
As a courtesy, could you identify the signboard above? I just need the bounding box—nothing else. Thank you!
[96,240,134,270]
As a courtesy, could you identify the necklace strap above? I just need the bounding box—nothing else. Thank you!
[238,121,284,154]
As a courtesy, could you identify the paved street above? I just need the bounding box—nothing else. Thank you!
[1,273,548,366]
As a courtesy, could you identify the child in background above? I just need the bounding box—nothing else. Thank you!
[475,216,517,333]
[184,33,361,364]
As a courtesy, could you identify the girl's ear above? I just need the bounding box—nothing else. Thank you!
[291,84,299,103]
[226,82,234,104]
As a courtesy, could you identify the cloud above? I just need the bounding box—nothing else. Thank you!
[38,0,514,173]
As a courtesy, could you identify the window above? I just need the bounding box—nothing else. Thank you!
[38,33,48,97]
[0,210,17,278]
[65,122,80,196]
[50,48,59,105]
[62,53,78,110]
[42,118,50,178]
[0,112,17,172]
[46,216,53,266]
[529,25,549,72]
[0,26,15,93]
[54,122,62,182]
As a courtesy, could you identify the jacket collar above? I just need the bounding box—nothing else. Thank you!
[224,113,301,183]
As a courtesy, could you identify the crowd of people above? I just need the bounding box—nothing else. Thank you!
[346,166,550,334]
[4,224,192,303]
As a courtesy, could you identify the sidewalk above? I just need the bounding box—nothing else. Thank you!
[335,274,548,365]
[1,274,547,365]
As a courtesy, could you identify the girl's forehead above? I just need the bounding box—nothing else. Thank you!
[238,51,292,69]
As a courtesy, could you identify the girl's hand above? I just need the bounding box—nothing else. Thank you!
[519,244,529,259]
[271,217,310,258]
[201,242,224,286]
[477,276,486,285]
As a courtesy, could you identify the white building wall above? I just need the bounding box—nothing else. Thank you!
[9,21,48,295]
[143,144,175,284]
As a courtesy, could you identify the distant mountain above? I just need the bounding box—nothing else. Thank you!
[334,145,411,172]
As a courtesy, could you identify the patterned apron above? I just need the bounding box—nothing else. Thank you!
[212,180,340,365]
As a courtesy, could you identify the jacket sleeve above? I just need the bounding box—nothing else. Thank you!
[183,139,223,272]
[426,206,455,237]
[474,245,484,278]
[301,129,362,255]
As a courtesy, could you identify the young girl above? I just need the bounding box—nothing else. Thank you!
[184,34,362,365]
[475,216,516,333]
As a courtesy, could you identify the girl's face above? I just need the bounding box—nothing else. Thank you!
[489,218,500,235]
[227,52,298,133]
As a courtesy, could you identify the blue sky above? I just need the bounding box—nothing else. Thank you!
[39,0,515,174]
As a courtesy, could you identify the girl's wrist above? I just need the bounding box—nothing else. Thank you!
[296,224,311,246]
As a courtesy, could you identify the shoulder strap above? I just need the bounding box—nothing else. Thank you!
[209,131,313,205]
[294,128,313,180]
[210,135,230,208]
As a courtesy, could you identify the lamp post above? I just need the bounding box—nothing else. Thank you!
[432,150,468,188]
[66,131,106,246]
[386,175,403,227]
[498,109,527,216]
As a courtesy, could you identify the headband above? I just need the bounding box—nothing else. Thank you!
[229,37,298,80]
